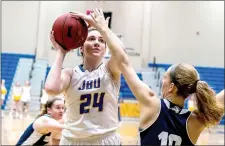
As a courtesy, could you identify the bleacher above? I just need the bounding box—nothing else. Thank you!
[120,73,143,99]
[45,67,51,81]
[1,53,35,109]
[40,63,225,99]
[29,59,48,112]
[1,55,224,124]
[149,63,224,94]
[6,58,34,110]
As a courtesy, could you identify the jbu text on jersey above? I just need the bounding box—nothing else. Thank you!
[78,77,101,90]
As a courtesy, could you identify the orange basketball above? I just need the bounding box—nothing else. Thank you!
[52,13,88,50]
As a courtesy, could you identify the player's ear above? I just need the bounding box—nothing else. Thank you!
[47,107,51,115]
[168,83,175,92]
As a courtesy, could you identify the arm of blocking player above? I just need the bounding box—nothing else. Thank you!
[99,30,157,107]
[33,116,65,134]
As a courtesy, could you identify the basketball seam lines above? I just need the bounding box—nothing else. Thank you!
[73,19,79,48]
[81,20,87,46]
[62,14,69,50]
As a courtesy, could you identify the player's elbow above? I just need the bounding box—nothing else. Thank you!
[45,84,61,96]
[117,53,130,69]
[121,47,129,63]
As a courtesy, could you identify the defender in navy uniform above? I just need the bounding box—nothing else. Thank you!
[105,43,225,145]
[136,65,224,145]
[16,98,65,145]
[139,98,193,145]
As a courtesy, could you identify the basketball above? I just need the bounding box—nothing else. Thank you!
[52,13,88,50]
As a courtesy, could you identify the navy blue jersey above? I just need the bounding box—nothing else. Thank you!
[140,99,194,145]
[16,115,51,146]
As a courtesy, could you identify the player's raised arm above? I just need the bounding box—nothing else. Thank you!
[71,9,156,107]
[45,32,72,96]
[93,9,156,106]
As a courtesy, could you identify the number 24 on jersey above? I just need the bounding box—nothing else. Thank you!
[80,92,105,114]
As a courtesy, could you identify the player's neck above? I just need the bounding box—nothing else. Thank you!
[167,95,185,108]
[83,58,102,72]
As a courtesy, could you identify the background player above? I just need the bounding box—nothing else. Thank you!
[11,82,23,119]
[21,80,31,117]
[16,98,65,145]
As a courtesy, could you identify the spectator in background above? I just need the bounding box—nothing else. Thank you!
[21,80,31,117]
[11,81,23,119]
[1,79,7,118]
[40,88,49,112]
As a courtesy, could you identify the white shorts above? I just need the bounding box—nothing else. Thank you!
[59,131,122,145]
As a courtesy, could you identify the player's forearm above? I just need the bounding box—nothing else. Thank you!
[99,28,130,68]
[49,124,65,133]
[45,51,65,94]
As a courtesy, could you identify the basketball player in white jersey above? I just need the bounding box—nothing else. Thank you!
[45,9,124,145]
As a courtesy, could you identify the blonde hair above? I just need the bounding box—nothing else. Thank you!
[170,63,223,127]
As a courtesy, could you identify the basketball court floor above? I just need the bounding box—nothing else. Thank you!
[1,111,224,145]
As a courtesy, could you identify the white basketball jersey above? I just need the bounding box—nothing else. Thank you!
[62,63,120,139]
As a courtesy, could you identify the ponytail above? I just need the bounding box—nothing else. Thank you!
[194,81,224,127]
[36,104,48,119]
[168,63,223,127]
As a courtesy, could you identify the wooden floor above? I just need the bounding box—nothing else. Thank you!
[1,111,224,145]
